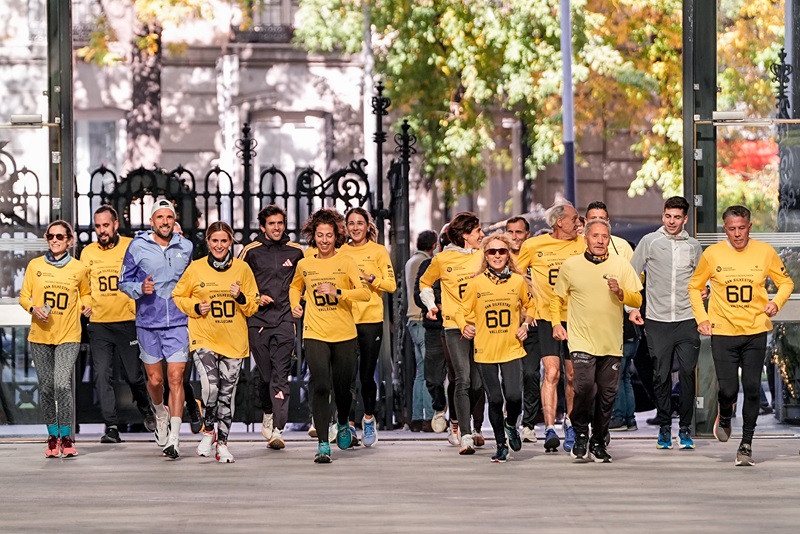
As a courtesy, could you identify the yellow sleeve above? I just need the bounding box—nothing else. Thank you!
[688,252,712,324]
[454,278,477,331]
[520,279,537,318]
[516,240,532,274]
[79,267,92,310]
[370,246,396,293]
[238,265,260,317]
[620,262,643,308]
[419,256,440,290]
[289,267,305,309]
[341,259,371,302]
[19,263,34,314]
[172,268,202,318]
[551,266,568,323]
[769,251,794,310]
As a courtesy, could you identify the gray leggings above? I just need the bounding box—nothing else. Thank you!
[30,342,80,430]
[192,348,243,444]
[444,328,482,436]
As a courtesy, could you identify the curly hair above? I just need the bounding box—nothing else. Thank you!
[474,232,535,296]
[302,208,346,249]
[345,207,378,243]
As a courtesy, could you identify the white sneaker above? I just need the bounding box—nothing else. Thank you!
[216,443,235,463]
[522,426,537,443]
[196,430,216,457]
[328,423,337,443]
[447,422,460,446]
[162,433,180,459]
[268,428,285,450]
[459,433,475,455]
[154,407,169,447]
[261,413,274,441]
[307,423,317,438]
[472,431,485,448]
[431,411,448,433]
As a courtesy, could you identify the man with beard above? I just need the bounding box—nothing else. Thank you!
[120,198,194,458]
[81,206,156,443]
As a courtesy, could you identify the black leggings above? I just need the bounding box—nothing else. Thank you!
[306,338,358,443]
[478,360,522,446]
[354,322,383,417]
[711,333,767,443]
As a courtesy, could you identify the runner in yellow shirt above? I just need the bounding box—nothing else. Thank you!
[688,205,794,466]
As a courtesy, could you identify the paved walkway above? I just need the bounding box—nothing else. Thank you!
[2,417,800,534]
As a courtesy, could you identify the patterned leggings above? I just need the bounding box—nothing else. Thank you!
[30,342,80,430]
[192,348,243,444]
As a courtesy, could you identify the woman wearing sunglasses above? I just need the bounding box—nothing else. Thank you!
[20,220,92,458]
[172,221,259,463]
[455,233,536,462]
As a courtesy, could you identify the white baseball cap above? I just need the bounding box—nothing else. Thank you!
[151,198,176,218]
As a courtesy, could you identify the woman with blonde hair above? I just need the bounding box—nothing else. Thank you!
[455,232,536,462]
[20,220,91,458]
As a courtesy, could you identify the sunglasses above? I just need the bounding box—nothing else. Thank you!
[486,248,509,256]
[45,233,68,241]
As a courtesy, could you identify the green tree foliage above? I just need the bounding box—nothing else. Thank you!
[295,0,784,203]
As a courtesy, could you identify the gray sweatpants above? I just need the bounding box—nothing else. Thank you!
[192,348,243,444]
[30,342,80,430]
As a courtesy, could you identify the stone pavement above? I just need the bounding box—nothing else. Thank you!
[1,421,799,534]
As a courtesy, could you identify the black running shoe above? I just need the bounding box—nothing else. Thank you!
[504,422,522,452]
[735,442,754,466]
[143,409,157,433]
[189,399,204,434]
[589,440,613,463]
[100,426,121,444]
[570,432,589,461]
[714,412,732,442]
[491,443,509,463]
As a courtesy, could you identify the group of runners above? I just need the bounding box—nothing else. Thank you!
[19,195,792,466]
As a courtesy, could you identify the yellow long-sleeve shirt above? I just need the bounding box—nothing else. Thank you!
[609,235,633,260]
[418,247,482,329]
[455,272,536,364]
[289,253,371,342]
[516,234,584,321]
[80,237,136,323]
[688,239,794,336]
[552,254,643,357]
[173,257,259,359]
[338,241,396,323]
[19,256,90,344]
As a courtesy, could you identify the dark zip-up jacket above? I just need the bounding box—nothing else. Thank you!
[414,257,443,329]
[239,232,305,328]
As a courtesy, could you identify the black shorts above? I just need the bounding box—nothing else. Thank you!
[537,320,569,360]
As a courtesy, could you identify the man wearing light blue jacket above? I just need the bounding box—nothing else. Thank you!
[120,198,194,458]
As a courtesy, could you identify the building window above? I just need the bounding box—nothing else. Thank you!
[74,119,125,227]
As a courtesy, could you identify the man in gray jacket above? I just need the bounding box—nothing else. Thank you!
[628,197,703,450]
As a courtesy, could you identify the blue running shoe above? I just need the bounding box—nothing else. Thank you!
[543,428,560,452]
[563,424,575,452]
[657,426,673,449]
[336,423,352,450]
[348,424,359,447]
[314,442,332,463]
[678,427,695,450]
[362,416,378,447]
[504,422,522,452]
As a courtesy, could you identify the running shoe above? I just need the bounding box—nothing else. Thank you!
[336,423,352,450]
[735,442,754,466]
[570,432,589,461]
[268,428,285,450]
[589,440,613,463]
[431,411,448,433]
[189,399,204,434]
[197,429,216,457]
[314,442,332,464]
[472,430,485,448]
[447,422,460,446]
[563,423,576,452]
[154,407,169,447]
[261,413,274,441]
[608,417,627,432]
[491,443,509,463]
[657,426,673,449]
[543,428,560,452]
[521,426,537,444]
[101,426,121,444]
[348,425,360,447]
[504,421,522,452]
[328,423,338,443]
[308,423,318,438]
[362,416,378,447]
[459,433,475,455]
[216,443,235,463]
[45,435,60,458]
[143,409,157,433]
[60,436,78,458]
[626,419,639,431]
[714,412,732,442]
[678,427,695,450]
[162,434,180,459]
